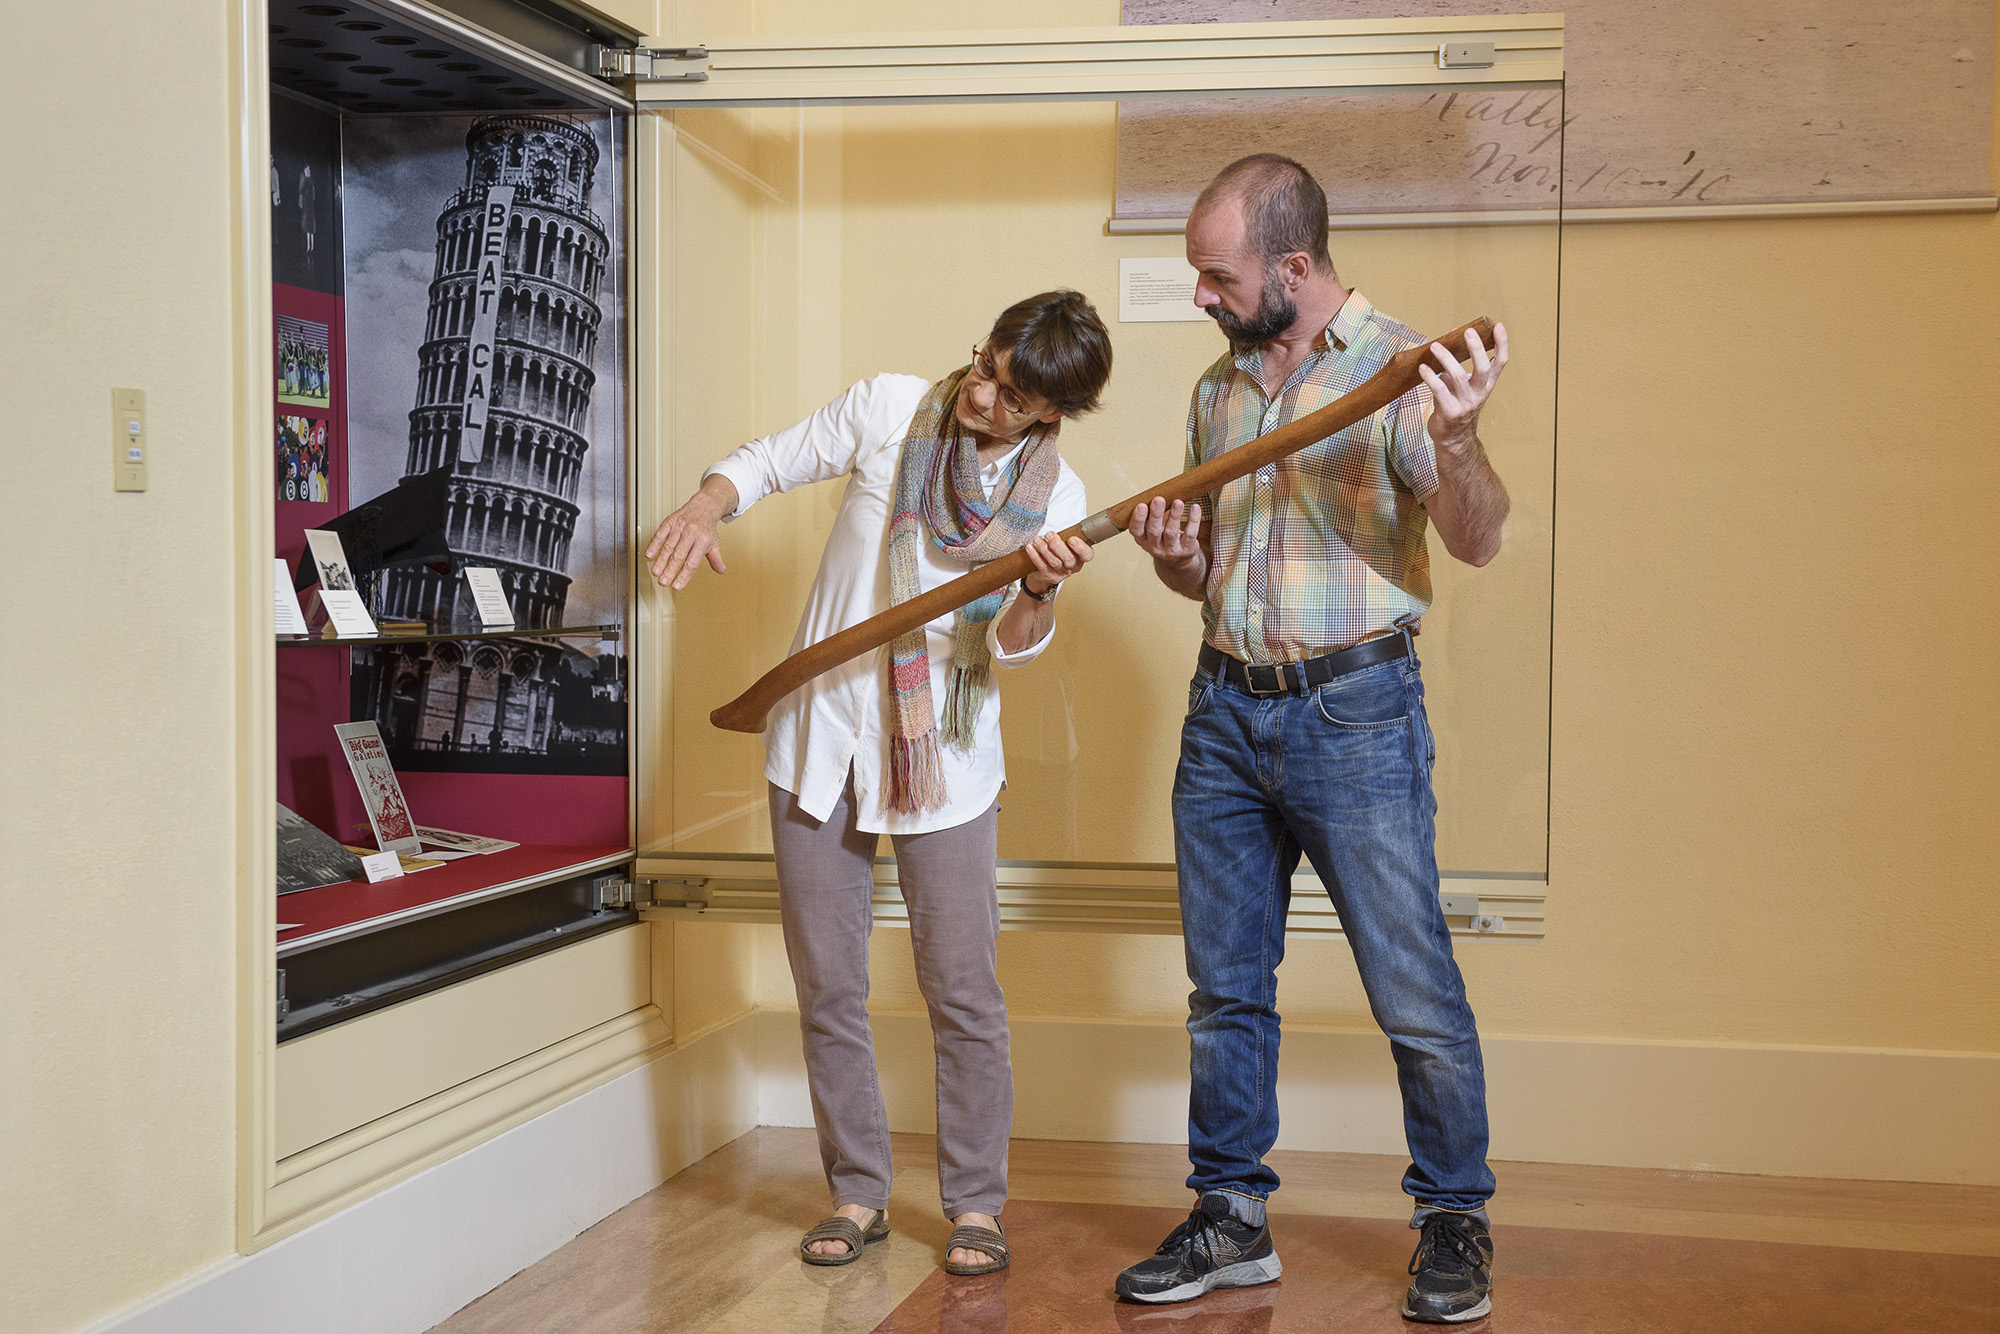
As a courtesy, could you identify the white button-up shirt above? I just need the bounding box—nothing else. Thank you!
[705,374,1087,835]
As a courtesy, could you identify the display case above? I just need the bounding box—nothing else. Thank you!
[264,0,644,1044]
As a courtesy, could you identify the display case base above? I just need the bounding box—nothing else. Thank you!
[277,844,633,1041]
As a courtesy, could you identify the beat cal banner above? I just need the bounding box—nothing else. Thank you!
[457,184,515,464]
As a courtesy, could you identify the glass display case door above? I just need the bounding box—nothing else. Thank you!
[619,16,1565,941]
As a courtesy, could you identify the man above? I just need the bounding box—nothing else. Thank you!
[646,290,1111,1278]
[1116,155,1510,1323]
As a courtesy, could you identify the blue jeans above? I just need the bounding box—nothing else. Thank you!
[1173,644,1495,1213]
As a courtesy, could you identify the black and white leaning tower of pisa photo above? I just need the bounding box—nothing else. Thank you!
[342,112,627,777]
[381,114,609,629]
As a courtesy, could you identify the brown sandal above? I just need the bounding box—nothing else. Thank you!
[944,1221,1009,1276]
[799,1210,890,1266]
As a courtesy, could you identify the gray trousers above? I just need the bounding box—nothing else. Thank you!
[769,779,1012,1220]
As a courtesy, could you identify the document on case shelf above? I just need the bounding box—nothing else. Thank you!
[303,528,378,637]
[277,924,303,931]
[334,721,424,855]
[462,566,516,628]
[417,849,478,861]
[276,802,365,893]
[417,825,520,856]
[275,559,311,636]
[1118,257,1208,323]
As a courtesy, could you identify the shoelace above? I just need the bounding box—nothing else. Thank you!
[1408,1214,1485,1278]
[1159,1205,1234,1266]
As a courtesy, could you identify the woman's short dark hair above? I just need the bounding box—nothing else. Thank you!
[986,289,1113,417]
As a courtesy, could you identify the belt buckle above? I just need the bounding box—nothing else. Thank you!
[1244,662,1289,695]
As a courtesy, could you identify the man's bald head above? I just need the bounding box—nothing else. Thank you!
[1191,154,1334,275]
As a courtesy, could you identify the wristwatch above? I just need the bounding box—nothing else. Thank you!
[1018,575,1058,603]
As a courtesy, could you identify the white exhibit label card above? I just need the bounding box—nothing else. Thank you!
[458,184,516,464]
[302,529,378,637]
[358,850,404,883]
[1118,257,1208,323]
[318,590,378,639]
[333,720,424,855]
[275,558,310,636]
[462,566,515,627]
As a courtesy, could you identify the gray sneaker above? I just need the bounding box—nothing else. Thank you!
[1115,1193,1283,1305]
[1401,1211,1493,1323]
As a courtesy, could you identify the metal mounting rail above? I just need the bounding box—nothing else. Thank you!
[633,855,1545,939]
[616,17,1563,108]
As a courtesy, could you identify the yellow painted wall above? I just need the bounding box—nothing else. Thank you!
[587,0,661,35]
[722,0,2000,1063]
[0,4,243,1331]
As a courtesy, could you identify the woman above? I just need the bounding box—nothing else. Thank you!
[645,290,1112,1275]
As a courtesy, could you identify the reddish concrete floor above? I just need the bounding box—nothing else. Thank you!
[876,1198,2000,1334]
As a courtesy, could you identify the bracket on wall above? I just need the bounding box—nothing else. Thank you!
[1438,40,1497,69]
[591,45,710,82]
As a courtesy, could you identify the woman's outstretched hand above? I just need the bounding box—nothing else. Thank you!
[645,474,740,590]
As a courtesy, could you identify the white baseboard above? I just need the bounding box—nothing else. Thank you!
[756,1009,2000,1186]
[90,1012,759,1334]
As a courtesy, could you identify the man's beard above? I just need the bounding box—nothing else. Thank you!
[1209,267,1297,349]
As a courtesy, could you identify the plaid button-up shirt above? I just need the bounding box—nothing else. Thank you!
[1188,291,1440,665]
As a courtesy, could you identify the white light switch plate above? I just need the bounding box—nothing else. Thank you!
[112,387,147,492]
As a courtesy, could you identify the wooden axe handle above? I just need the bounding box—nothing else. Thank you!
[709,315,1494,734]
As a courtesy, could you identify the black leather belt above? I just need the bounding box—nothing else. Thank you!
[1199,633,1410,696]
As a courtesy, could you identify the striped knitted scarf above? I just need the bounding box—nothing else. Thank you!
[886,368,1061,814]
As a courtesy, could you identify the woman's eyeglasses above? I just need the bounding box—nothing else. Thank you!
[969,346,1031,416]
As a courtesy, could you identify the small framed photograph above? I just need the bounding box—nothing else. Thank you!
[276,313,332,409]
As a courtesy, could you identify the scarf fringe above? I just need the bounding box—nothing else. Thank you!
[940,661,987,753]
[889,731,949,814]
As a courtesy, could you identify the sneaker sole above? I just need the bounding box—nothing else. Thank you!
[1117,1253,1283,1304]
[1399,1294,1492,1323]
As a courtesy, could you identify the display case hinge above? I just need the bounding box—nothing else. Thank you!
[276,967,290,1022]
[591,44,710,82]
[591,872,633,911]
[637,875,710,909]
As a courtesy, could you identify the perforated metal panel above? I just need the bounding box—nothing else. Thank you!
[268,0,622,114]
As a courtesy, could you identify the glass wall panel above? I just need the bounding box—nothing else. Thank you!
[646,87,1560,880]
